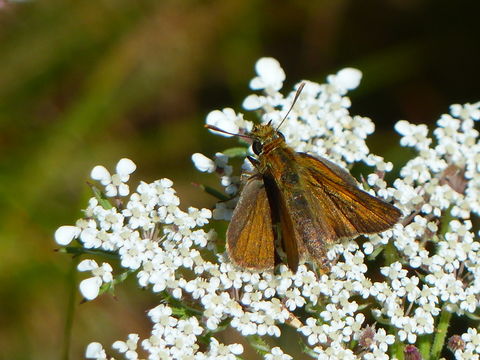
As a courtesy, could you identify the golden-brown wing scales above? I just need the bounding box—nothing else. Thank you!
[269,152,401,270]
[298,153,402,241]
[226,177,275,270]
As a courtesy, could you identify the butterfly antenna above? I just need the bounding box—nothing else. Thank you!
[205,124,252,139]
[276,82,305,131]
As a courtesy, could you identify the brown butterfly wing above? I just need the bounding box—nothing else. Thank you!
[298,153,402,237]
[278,202,302,272]
[262,175,303,272]
[226,176,275,270]
[269,152,401,270]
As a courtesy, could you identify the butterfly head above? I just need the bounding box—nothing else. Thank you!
[249,122,286,155]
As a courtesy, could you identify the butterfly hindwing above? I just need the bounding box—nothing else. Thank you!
[226,176,275,270]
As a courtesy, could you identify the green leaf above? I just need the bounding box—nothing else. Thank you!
[383,239,401,266]
[367,244,385,260]
[88,182,113,209]
[208,317,232,334]
[465,312,480,321]
[357,303,371,311]
[100,269,134,295]
[198,184,230,201]
[223,147,248,158]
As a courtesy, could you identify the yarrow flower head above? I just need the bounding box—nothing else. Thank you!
[56,57,480,359]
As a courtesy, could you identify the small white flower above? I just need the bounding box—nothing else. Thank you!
[85,342,107,360]
[463,328,480,353]
[300,317,326,346]
[78,260,113,300]
[264,346,292,360]
[54,225,80,245]
[206,108,241,137]
[250,57,286,92]
[91,158,136,197]
[187,207,212,227]
[206,337,243,359]
[148,304,178,327]
[395,120,431,150]
[113,333,139,360]
[373,328,395,352]
[381,261,407,280]
[90,165,111,185]
[329,68,362,91]
[192,153,216,173]
[116,158,136,176]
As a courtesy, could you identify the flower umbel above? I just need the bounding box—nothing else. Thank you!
[56,58,480,359]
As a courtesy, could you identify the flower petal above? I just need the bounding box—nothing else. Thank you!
[116,158,136,176]
[90,165,111,183]
[118,183,130,197]
[78,259,98,272]
[85,342,106,359]
[192,153,216,173]
[253,57,285,90]
[206,109,239,137]
[242,94,263,110]
[54,225,80,245]
[112,340,128,352]
[80,277,102,300]
[335,68,362,90]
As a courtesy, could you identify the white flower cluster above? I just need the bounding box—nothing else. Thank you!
[192,58,480,358]
[56,160,244,359]
[86,304,243,360]
[363,102,480,349]
[56,58,480,360]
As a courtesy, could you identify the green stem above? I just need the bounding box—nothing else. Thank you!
[246,335,271,356]
[390,338,404,360]
[418,334,432,360]
[431,304,452,359]
[61,256,80,360]
[62,246,119,259]
[161,291,203,317]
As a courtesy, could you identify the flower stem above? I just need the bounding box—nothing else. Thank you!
[431,304,452,359]
[62,245,119,259]
[418,334,432,359]
[161,291,203,318]
[390,338,404,360]
[61,256,79,360]
[246,335,271,356]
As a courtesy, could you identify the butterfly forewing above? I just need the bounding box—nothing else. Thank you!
[298,153,402,238]
[226,177,275,270]
[265,151,401,270]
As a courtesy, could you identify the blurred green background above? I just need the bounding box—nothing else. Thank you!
[0,0,479,359]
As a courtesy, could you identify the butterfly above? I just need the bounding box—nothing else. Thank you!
[208,84,401,272]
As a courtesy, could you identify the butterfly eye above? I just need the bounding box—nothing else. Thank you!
[252,140,263,155]
[277,131,285,140]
